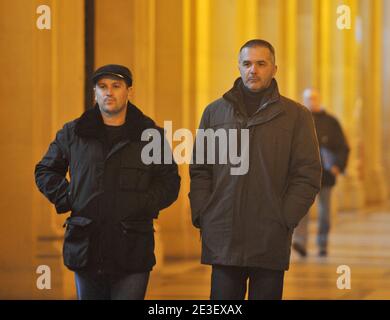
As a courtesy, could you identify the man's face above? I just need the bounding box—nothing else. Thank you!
[94,76,130,115]
[239,46,277,92]
[303,89,321,113]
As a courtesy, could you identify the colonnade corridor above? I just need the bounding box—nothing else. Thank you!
[146,203,390,300]
[2,0,390,301]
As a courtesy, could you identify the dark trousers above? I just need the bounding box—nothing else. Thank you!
[210,265,284,300]
[75,270,150,300]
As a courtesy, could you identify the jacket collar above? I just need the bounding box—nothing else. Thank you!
[223,78,281,116]
[75,102,156,141]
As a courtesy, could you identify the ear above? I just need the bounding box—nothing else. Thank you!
[93,87,97,101]
[273,65,278,77]
[127,86,134,100]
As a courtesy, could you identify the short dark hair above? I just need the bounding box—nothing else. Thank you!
[239,39,276,64]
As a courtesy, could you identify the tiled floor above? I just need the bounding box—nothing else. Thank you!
[146,204,390,300]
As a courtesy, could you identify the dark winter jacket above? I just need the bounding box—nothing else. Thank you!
[189,78,322,271]
[35,102,180,274]
[311,110,349,187]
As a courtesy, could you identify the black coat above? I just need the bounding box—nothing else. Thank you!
[35,103,181,274]
[312,110,350,187]
[189,78,322,270]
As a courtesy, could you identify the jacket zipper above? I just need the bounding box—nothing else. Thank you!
[235,97,279,263]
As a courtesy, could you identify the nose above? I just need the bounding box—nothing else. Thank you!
[106,86,113,96]
[249,64,257,74]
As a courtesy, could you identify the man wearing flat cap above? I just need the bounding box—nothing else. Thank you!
[35,64,181,300]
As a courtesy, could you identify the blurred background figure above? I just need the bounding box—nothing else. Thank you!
[292,88,350,257]
[2,0,389,300]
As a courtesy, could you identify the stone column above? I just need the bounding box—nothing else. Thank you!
[283,0,298,100]
[32,0,85,299]
[236,0,259,47]
[360,0,388,204]
[152,0,193,262]
[382,0,390,199]
[296,0,317,94]
[334,0,366,211]
[257,0,286,93]
[95,0,135,72]
[0,0,84,299]
[195,0,211,119]
[0,0,36,299]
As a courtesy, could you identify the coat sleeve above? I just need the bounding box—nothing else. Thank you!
[188,108,213,228]
[34,124,71,214]
[282,107,322,228]
[145,130,181,218]
[331,118,350,173]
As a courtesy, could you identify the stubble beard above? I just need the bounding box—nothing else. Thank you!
[100,101,127,117]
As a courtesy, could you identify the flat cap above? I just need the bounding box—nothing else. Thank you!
[92,64,132,86]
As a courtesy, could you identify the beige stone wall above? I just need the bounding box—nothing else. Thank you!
[0,0,36,299]
[382,0,390,198]
[1,0,389,299]
[0,0,84,299]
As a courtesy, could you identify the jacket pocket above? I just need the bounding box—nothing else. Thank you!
[260,218,292,261]
[275,196,291,231]
[62,216,93,270]
[188,190,214,228]
[115,220,155,271]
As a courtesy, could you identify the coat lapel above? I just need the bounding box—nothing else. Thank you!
[223,78,284,127]
[75,102,156,141]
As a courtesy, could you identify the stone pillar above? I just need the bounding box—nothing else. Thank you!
[195,0,211,120]
[208,0,237,100]
[0,0,36,299]
[0,0,84,299]
[236,0,259,48]
[296,0,317,94]
[132,0,156,118]
[132,0,167,268]
[32,0,85,299]
[382,0,390,199]
[95,0,135,73]
[152,0,194,262]
[335,0,365,211]
[180,0,201,260]
[257,0,298,100]
[360,0,388,204]
[283,0,298,100]
[317,0,332,109]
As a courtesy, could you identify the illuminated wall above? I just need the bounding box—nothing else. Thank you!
[0,0,389,298]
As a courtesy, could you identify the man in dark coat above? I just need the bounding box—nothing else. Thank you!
[189,40,322,300]
[35,64,180,300]
[292,88,350,258]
